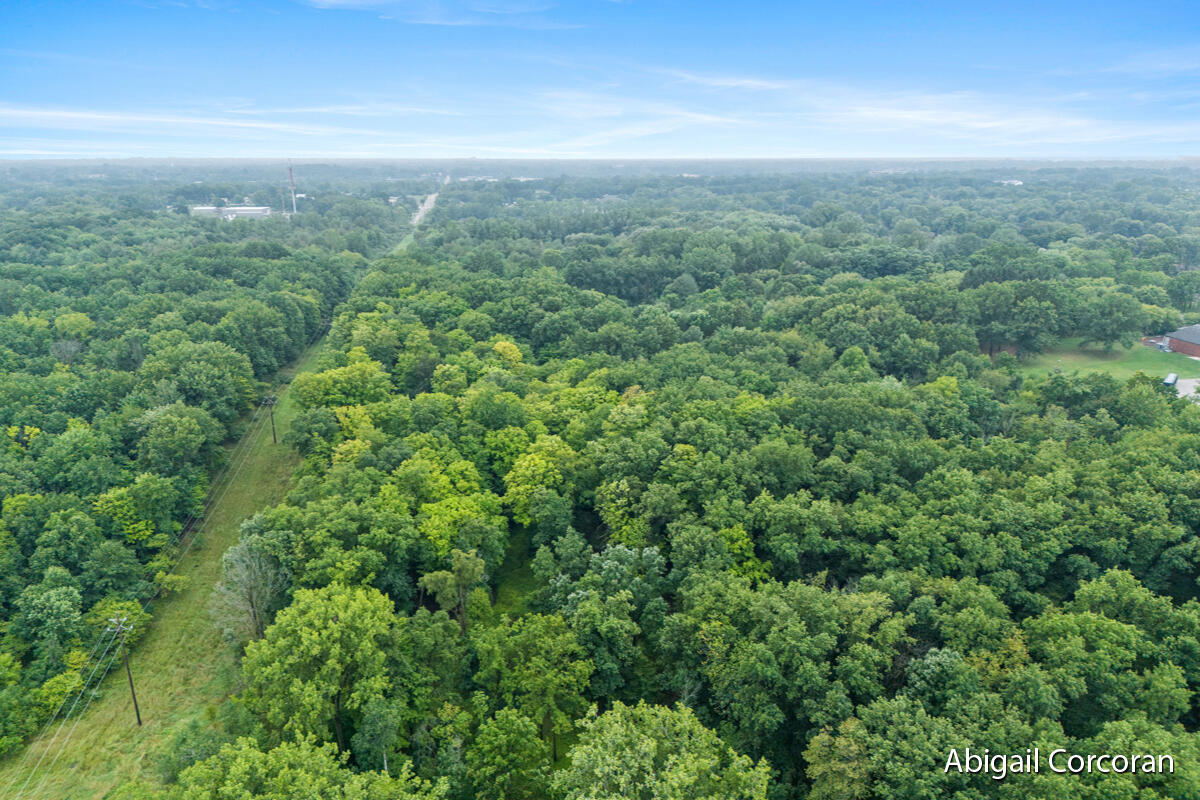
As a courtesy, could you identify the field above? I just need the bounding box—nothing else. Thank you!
[1016,339,1200,382]
[0,341,326,800]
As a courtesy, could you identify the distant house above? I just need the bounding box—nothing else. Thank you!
[191,205,272,220]
[1165,324,1200,357]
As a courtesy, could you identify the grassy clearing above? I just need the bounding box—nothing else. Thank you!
[0,341,326,800]
[390,232,415,255]
[1016,338,1200,382]
[493,526,537,618]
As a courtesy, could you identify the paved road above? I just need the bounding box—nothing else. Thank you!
[411,174,450,225]
[1176,377,1200,398]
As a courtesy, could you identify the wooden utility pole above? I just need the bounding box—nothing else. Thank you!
[262,395,278,444]
[107,616,141,726]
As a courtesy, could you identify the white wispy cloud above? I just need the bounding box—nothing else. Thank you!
[469,0,557,14]
[538,89,742,122]
[662,69,789,91]
[0,106,389,138]
[302,0,579,28]
[527,87,744,150]
[640,63,1200,150]
[552,119,716,150]
[221,103,463,117]
[799,87,1200,146]
[0,49,143,69]
[1105,46,1200,77]
[9,63,1200,159]
[305,0,394,7]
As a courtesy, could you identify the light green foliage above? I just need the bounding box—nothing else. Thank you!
[417,491,505,562]
[292,348,393,409]
[503,435,577,526]
[53,311,94,340]
[94,472,180,548]
[241,584,396,752]
[171,737,445,800]
[555,701,771,800]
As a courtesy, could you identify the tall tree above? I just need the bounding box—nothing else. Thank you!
[554,701,771,800]
[240,584,396,752]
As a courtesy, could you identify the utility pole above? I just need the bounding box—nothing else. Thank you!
[106,617,141,726]
[262,395,278,444]
[288,160,297,216]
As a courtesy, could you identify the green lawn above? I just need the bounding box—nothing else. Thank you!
[1016,339,1200,381]
[0,341,326,800]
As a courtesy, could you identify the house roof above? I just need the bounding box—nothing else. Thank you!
[1167,324,1200,346]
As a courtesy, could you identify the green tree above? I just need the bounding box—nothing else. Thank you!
[139,340,256,424]
[240,584,396,752]
[292,348,393,409]
[211,539,289,644]
[418,548,485,632]
[472,613,593,758]
[554,701,771,800]
[135,403,223,476]
[171,737,444,800]
[464,708,549,800]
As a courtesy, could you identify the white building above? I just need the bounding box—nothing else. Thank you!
[191,206,272,220]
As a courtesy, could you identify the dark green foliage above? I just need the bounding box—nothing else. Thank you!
[14,165,1200,798]
[0,169,399,756]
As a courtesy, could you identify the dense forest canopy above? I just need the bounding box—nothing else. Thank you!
[4,162,1200,799]
[0,165,421,755]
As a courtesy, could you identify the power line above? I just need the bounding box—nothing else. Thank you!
[9,395,276,794]
[0,625,114,798]
[107,617,141,727]
[140,400,272,613]
[9,326,331,795]
[9,628,120,800]
[23,641,124,800]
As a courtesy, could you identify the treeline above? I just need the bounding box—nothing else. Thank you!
[11,167,1200,799]
[0,176,409,755]
[174,167,1200,800]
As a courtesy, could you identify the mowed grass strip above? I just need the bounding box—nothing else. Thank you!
[1017,338,1200,382]
[0,341,326,800]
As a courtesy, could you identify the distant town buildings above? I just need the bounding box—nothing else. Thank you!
[996,179,1024,186]
[190,206,272,220]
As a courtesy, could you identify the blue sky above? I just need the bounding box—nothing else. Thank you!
[3,0,1200,158]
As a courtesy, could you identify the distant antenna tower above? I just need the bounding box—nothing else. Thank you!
[288,160,297,216]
